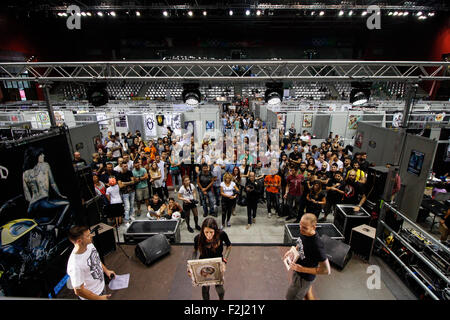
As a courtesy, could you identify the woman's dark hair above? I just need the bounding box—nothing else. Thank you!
[312,180,322,192]
[198,218,221,256]
[307,157,315,166]
[232,166,241,180]
[23,146,45,171]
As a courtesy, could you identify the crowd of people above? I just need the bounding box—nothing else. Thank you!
[72,101,375,234]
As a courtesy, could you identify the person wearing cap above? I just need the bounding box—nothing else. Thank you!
[105,177,124,227]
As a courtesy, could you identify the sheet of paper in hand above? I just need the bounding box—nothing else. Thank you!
[283,246,300,271]
[187,257,224,287]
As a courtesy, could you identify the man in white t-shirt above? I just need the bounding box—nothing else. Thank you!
[106,135,122,160]
[300,130,311,144]
[66,226,116,300]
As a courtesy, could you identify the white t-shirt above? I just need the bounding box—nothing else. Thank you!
[106,184,123,204]
[178,184,196,200]
[66,243,104,300]
[220,181,236,197]
[106,141,122,158]
[157,160,165,181]
[300,135,310,143]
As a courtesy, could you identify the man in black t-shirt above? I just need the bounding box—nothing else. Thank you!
[117,162,136,224]
[197,163,217,217]
[289,145,302,167]
[147,194,168,219]
[99,163,117,186]
[73,152,88,168]
[285,214,331,300]
[322,171,345,222]
[341,169,367,212]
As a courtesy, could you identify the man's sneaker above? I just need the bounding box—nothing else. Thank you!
[268,212,272,218]
[125,222,131,228]
[227,222,231,227]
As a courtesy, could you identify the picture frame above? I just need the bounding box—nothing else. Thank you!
[283,246,299,271]
[302,114,313,128]
[187,257,224,287]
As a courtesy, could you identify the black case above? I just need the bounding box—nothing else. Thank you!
[284,222,344,245]
[334,204,371,243]
[124,220,180,244]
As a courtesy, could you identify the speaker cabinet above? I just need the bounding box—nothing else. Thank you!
[135,234,171,266]
[321,234,352,270]
[350,224,376,261]
[91,223,116,259]
[334,204,371,243]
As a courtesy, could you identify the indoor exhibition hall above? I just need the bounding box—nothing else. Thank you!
[0,0,449,306]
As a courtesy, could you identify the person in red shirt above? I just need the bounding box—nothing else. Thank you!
[284,166,305,222]
[264,167,281,218]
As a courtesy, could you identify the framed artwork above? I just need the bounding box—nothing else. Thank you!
[348,115,360,130]
[302,114,313,128]
[187,257,224,287]
[283,246,299,271]
[407,150,425,176]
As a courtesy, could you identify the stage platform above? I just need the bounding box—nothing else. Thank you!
[57,245,416,300]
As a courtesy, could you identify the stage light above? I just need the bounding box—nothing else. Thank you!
[110,11,116,17]
[188,11,193,17]
[398,12,403,16]
[349,82,371,106]
[403,12,409,16]
[265,83,283,106]
[136,11,141,16]
[87,83,109,107]
[57,12,63,17]
[163,10,169,17]
[76,12,81,16]
[311,11,315,16]
[81,12,86,16]
[362,11,367,16]
[428,12,435,16]
[203,11,207,16]
[246,10,251,16]
[87,12,92,16]
[229,10,233,16]
[182,83,201,106]
[339,10,344,16]
[319,11,325,16]
[348,10,353,16]
[417,11,422,16]
[256,10,261,16]
[393,11,398,16]
[97,12,103,17]
[388,12,393,16]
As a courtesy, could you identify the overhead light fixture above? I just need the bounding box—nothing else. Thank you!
[393,11,398,16]
[81,12,86,16]
[246,10,251,16]
[311,11,315,16]
[256,10,261,16]
[87,83,109,107]
[163,10,169,17]
[203,11,207,16]
[87,12,92,16]
[348,10,353,16]
[350,82,371,106]
[229,10,233,16]
[403,12,409,16]
[265,83,283,106]
[76,12,81,16]
[57,12,63,17]
[398,12,403,16]
[182,83,201,106]
[136,11,141,16]
[188,11,193,17]
[362,11,367,16]
[428,12,435,16]
[339,10,344,16]
[319,11,325,16]
[97,12,103,17]
[388,12,393,16]
[110,11,116,17]
[417,11,423,16]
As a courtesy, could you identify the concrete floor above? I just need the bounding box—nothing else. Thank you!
[116,191,323,244]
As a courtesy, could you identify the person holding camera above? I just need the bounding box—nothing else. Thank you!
[178,176,201,233]
[220,172,240,229]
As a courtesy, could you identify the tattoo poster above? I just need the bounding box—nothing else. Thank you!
[144,114,157,137]
[184,121,195,138]
[205,120,215,132]
[355,131,363,149]
[348,115,361,130]
[302,114,313,128]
